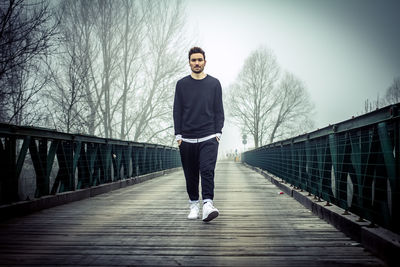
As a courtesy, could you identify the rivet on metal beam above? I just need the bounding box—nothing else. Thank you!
[356,217,365,222]
[342,210,350,215]
[325,201,332,206]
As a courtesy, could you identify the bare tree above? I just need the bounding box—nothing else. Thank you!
[362,77,399,115]
[363,92,385,114]
[66,0,99,135]
[44,35,88,133]
[384,76,400,105]
[42,0,98,133]
[0,0,58,124]
[228,47,280,147]
[228,47,315,147]
[50,0,124,137]
[364,97,378,113]
[40,0,189,144]
[8,64,49,125]
[92,0,123,138]
[44,69,87,133]
[269,72,315,143]
[130,0,188,143]
[118,0,146,140]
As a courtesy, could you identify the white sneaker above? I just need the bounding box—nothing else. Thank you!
[187,202,200,219]
[202,201,219,222]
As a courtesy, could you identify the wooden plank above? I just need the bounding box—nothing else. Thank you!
[0,161,385,266]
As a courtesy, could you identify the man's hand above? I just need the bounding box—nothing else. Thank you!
[216,136,220,142]
[177,139,182,146]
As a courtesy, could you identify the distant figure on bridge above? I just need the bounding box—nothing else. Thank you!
[173,47,225,222]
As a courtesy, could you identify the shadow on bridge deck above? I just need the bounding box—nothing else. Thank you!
[0,161,385,266]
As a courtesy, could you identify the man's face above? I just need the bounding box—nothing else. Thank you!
[189,53,206,74]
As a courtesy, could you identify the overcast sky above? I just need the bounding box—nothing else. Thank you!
[184,0,400,154]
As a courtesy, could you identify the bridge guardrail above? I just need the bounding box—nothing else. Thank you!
[0,123,181,205]
[242,103,400,234]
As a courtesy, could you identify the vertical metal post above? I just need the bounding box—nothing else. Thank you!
[2,136,18,203]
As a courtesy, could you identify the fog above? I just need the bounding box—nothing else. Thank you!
[1,0,399,156]
[185,0,400,155]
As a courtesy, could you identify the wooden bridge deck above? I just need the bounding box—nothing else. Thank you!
[0,161,385,266]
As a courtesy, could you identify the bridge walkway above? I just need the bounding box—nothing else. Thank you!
[0,161,384,266]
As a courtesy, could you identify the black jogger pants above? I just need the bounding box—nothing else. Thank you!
[179,137,219,201]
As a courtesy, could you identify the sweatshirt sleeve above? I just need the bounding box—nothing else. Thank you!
[214,80,225,134]
[173,81,182,136]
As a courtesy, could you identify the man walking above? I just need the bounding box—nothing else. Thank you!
[173,47,224,222]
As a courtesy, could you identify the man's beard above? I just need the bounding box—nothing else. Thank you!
[192,66,203,73]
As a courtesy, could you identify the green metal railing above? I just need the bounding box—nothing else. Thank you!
[243,104,400,234]
[0,123,181,205]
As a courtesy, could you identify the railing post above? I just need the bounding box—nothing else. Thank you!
[377,122,399,231]
[162,147,166,170]
[142,145,147,175]
[77,142,91,189]
[133,146,139,176]
[91,143,101,186]
[1,136,18,203]
[29,138,50,197]
[124,145,132,178]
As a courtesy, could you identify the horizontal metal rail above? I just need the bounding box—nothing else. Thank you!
[0,123,181,205]
[242,103,400,234]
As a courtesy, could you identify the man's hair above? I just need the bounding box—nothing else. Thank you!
[188,47,205,60]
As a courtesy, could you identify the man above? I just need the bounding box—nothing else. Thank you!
[173,47,224,222]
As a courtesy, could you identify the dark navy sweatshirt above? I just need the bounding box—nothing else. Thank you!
[173,75,224,138]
